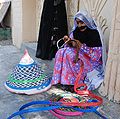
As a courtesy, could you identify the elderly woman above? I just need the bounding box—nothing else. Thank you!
[52,10,107,91]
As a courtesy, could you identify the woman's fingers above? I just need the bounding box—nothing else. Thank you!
[63,35,69,42]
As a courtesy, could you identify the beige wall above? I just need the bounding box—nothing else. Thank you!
[66,0,79,33]
[11,0,22,48]
[11,0,36,48]
[22,0,36,42]
[36,0,44,38]
[99,0,120,103]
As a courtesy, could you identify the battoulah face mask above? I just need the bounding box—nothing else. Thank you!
[75,18,87,30]
[78,26,87,30]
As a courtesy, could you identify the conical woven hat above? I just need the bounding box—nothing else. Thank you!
[5,50,51,94]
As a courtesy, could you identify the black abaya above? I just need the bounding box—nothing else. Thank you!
[36,0,68,60]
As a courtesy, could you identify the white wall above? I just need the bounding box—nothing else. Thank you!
[11,0,22,48]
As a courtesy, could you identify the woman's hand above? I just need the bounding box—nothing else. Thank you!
[74,39,82,48]
[63,36,82,48]
[63,35,70,42]
[63,36,83,63]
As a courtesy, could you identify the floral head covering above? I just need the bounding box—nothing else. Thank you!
[72,10,97,31]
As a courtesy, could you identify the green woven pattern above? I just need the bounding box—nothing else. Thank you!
[8,74,46,84]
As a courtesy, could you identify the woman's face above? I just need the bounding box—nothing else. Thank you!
[75,18,87,31]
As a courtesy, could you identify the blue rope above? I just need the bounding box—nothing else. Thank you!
[7,100,108,119]
[8,105,63,119]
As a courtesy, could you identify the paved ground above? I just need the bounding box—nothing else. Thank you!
[0,40,120,119]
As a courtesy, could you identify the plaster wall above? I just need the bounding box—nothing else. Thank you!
[11,0,22,48]
[22,0,36,42]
